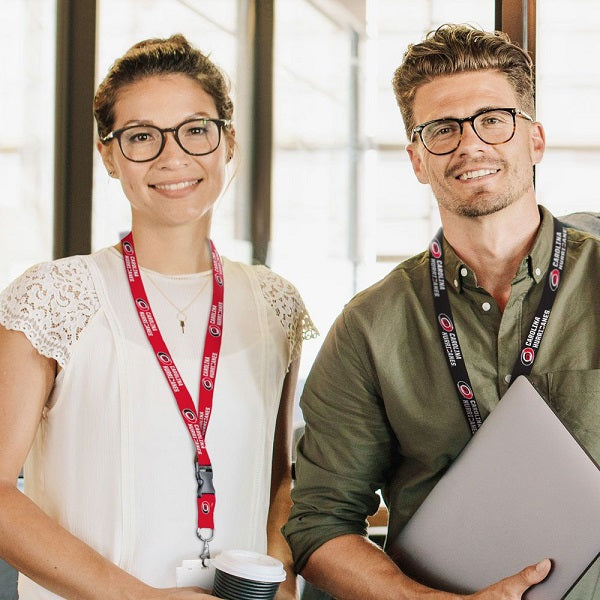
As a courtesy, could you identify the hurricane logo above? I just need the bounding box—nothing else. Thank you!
[136,298,149,310]
[215,274,224,286]
[182,408,197,422]
[157,351,172,364]
[209,325,221,337]
[122,241,134,254]
[430,240,442,259]
[438,313,454,333]
[201,501,211,514]
[521,347,535,366]
[202,378,213,391]
[549,268,560,291]
[457,381,474,400]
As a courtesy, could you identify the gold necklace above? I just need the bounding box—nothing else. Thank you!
[146,273,210,333]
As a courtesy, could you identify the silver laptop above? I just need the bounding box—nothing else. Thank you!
[390,375,600,599]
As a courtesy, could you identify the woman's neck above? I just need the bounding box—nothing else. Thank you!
[118,222,214,275]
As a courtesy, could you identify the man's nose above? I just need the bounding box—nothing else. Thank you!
[456,120,485,153]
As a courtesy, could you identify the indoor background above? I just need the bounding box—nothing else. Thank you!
[0,0,598,597]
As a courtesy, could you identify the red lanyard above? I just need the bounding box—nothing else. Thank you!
[121,232,224,562]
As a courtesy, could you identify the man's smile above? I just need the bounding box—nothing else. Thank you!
[456,168,499,181]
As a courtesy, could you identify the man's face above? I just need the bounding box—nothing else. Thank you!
[406,70,545,219]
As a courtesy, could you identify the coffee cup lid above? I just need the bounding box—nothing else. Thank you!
[213,550,286,583]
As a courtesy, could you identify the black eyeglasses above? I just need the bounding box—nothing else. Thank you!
[411,108,534,156]
[100,117,232,162]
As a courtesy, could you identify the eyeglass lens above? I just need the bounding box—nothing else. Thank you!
[119,119,222,161]
[420,109,515,155]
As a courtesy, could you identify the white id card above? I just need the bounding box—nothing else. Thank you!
[175,558,215,588]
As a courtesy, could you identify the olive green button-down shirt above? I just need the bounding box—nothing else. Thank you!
[284,206,600,598]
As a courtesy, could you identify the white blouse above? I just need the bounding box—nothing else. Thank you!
[0,247,317,598]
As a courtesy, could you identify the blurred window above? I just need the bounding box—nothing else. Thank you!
[0,0,56,288]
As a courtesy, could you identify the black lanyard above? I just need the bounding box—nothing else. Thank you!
[429,217,567,435]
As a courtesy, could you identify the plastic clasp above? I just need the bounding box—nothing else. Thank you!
[195,462,215,497]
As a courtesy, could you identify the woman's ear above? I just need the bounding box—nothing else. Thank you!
[225,127,236,163]
[97,140,118,177]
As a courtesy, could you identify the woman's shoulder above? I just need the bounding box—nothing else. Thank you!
[1,254,96,297]
[224,259,319,361]
[0,253,102,368]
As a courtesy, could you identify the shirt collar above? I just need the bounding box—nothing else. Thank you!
[442,205,554,292]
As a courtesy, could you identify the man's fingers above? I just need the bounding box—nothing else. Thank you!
[521,559,552,586]
[500,559,552,596]
[473,559,552,598]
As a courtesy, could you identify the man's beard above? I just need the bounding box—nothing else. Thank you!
[435,159,531,218]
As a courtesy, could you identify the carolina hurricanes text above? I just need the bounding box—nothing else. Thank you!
[430,258,445,296]
[552,230,567,270]
[139,310,158,336]
[524,308,551,349]
[441,330,462,366]
[124,254,140,282]
[162,364,184,392]
[187,423,207,452]
[201,352,219,379]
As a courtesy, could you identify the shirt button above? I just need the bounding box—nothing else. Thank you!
[454,279,459,288]
[460,267,468,277]
[482,302,491,312]
[535,268,541,276]
[505,374,512,383]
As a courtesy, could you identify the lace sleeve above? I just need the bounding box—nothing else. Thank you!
[256,267,318,366]
[0,257,100,368]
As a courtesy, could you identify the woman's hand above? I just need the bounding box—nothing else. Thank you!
[144,586,217,598]
[274,586,299,600]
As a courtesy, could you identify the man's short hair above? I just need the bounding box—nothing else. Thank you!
[392,24,534,138]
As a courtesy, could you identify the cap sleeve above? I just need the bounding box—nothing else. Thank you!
[0,256,100,368]
[255,266,318,367]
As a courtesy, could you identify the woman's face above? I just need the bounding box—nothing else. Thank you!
[98,73,233,230]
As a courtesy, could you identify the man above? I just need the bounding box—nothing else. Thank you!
[283,24,600,599]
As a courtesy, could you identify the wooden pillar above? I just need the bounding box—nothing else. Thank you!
[54,0,96,259]
[249,0,274,265]
[495,0,536,64]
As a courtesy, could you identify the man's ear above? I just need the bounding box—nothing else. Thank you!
[97,140,118,177]
[406,142,430,184]
[530,121,546,166]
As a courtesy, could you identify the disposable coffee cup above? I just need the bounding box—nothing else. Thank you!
[212,549,286,599]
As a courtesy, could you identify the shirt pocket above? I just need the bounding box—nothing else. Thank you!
[546,369,600,463]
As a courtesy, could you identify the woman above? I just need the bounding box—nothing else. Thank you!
[0,35,315,599]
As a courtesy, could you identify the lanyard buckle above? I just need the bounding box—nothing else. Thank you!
[195,461,215,497]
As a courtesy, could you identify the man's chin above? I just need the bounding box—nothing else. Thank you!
[440,195,511,219]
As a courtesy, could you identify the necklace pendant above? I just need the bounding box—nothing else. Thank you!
[177,311,187,334]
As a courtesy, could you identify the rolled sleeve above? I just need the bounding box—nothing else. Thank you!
[283,308,396,572]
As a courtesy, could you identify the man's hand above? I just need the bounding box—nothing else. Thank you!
[469,559,552,599]
[300,535,552,600]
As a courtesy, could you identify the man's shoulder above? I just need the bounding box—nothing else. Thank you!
[344,250,431,317]
[560,212,600,238]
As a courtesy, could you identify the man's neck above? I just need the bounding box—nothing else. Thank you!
[440,200,541,312]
